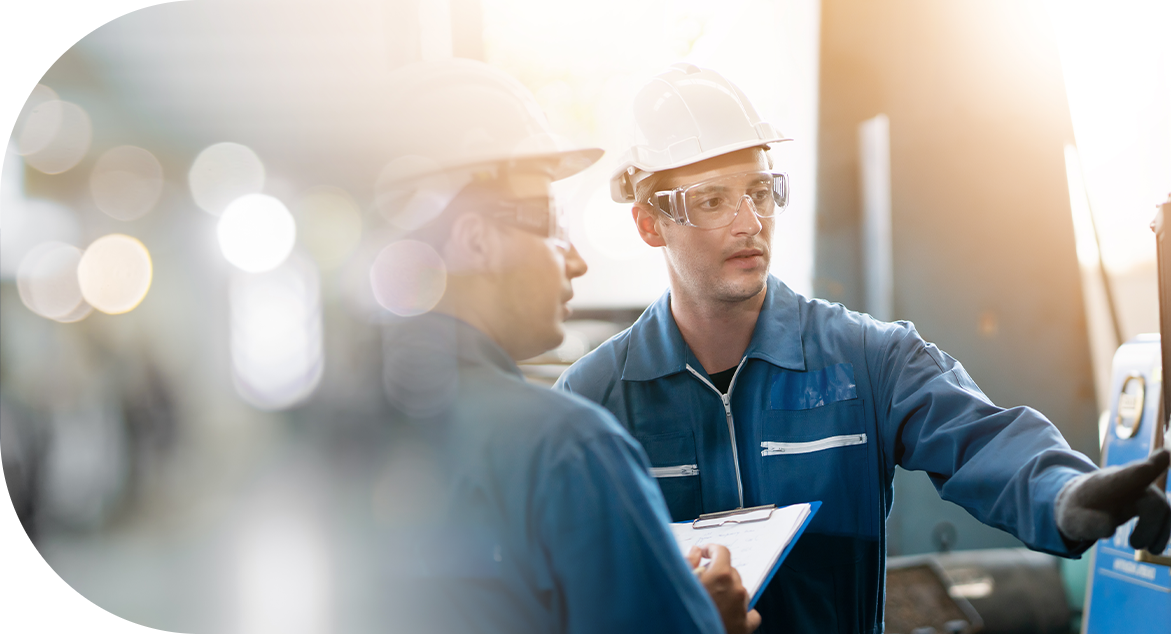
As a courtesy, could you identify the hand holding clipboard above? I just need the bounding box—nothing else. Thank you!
[686,542,762,634]
[671,501,821,609]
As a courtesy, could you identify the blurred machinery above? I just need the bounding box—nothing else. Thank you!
[0,395,42,537]
[1081,197,1171,632]
[888,549,1073,634]
[884,556,983,634]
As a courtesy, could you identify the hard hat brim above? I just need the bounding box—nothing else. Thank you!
[546,147,605,180]
[609,136,791,203]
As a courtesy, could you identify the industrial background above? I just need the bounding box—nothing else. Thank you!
[2,1,1169,633]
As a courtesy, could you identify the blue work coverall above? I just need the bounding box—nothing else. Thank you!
[554,275,1097,633]
[382,314,722,634]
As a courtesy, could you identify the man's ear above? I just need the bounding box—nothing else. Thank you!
[633,204,668,248]
[443,213,499,272]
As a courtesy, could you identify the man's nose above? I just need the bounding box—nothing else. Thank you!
[565,242,588,279]
[729,195,763,236]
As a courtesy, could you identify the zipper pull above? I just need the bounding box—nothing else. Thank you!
[721,393,732,416]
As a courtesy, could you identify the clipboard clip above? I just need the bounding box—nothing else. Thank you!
[692,504,777,529]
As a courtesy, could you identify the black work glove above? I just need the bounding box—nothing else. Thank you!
[1054,449,1170,553]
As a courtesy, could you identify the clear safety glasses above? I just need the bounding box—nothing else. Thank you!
[648,171,789,229]
[490,196,571,251]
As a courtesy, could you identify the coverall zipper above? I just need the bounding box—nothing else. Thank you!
[761,433,867,456]
[685,359,747,509]
[650,464,700,478]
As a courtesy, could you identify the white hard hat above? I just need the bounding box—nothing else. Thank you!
[381,59,602,187]
[609,63,791,203]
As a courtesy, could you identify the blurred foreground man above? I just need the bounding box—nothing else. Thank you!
[376,60,757,634]
[555,63,1171,633]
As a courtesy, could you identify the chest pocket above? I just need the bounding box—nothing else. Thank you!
[634,430,703,521]
[761,364,879,539]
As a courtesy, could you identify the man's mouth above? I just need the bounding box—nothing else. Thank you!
[726,248,763,266]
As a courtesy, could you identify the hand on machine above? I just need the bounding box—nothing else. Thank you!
[686,544,762,634]
[1055,448,1171,552]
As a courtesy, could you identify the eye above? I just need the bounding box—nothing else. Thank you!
[695,195,724,211]
[749,187,771,203]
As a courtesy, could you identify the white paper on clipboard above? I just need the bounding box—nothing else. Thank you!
[670,502,812,601]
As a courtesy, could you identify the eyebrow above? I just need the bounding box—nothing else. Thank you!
[689,184,731,195]
[689,177,771,193]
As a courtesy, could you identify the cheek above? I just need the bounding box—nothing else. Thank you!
[514,249,564,304]
[761,219,776,241]
[667,234,719,271]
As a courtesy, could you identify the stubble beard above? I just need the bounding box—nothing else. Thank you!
[671,249,770,307]
[710,270,768,305]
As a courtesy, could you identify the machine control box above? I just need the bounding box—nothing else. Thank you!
[1082,338,1171,632]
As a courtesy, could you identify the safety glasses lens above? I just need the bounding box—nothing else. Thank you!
[672,172,788,228]
[495,196,569,244]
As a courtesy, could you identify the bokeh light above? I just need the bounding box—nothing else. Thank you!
[189,142,265,215]
[230,255,323,410]
[13,84,60,156]
[1,196,81,277]
[19,100,92,175]
[217,194,296,273]
[294,186,362,269]
[90,145,164,221]
[0,129,26,275]
[369,240,447,317]
[16,241,91,322]
[16,99,63,158]
[77,233,153,315]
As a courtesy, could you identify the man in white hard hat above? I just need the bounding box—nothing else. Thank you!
[555,63,1170,633]
[374,59,760,634]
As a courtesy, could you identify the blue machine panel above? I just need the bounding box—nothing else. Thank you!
[1083,336,1171,633]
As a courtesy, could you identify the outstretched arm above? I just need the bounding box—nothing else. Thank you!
[870,320,1100,555]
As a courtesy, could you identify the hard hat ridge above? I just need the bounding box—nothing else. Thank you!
[610,63,791,203]
[381,59,603,187]
[377,59,602,229]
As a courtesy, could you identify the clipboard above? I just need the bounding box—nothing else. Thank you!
[670,501,821,609]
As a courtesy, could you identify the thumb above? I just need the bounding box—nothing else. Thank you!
[746,609,762,632]
[704,544,732,573]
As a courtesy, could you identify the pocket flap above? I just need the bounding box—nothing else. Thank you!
[635,431,698,469]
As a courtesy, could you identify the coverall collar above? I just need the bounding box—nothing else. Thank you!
[620,274,806,381]
[399,311,525,378]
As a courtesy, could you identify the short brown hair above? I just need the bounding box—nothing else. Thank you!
[633,170,668,209]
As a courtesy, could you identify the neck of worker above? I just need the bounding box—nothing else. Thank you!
[668,280,766,375]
